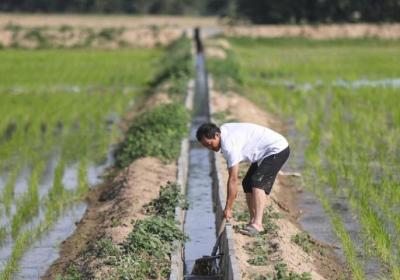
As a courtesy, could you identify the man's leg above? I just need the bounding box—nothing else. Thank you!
[251,187,265,231]
[250,147,290,231]
[242,163,258,225]
[245,193,255,224]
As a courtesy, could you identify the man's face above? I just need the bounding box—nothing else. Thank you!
[200,133,221,152]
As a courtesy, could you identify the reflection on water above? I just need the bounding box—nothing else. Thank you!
[184,145,216,274]
[0,146,114,279]
[14,203,86,280]
[266,78,400,91]
[287,122,388,279]
[184,51,217,274]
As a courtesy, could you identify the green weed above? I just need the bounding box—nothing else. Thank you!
[291,233,313,253]
[248,255,269,266]
[144,181,188,219]
[55,264,83,280]
[59,181,188,280]
[251,262,312,280]
[114,102,189,168]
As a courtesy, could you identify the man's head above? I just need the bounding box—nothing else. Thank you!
[196,123,221,152]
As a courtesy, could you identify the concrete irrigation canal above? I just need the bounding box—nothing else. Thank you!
[169,28,240,280]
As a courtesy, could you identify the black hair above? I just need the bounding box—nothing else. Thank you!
[196,123,221,142]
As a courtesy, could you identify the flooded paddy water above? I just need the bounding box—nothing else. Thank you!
[229,37,400,278]
[285,92,390,278]
[286,113,389,278]
[0,48,160,279]
[0,150,113,279]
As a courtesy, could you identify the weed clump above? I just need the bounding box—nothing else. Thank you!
[252,263,312,280]
[144,181,188,219]
[58,182,187,280]
[114,103,189,168]
[291,232,313,253]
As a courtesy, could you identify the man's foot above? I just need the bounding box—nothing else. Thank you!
[246,219,254,227]
[239,224,263,237]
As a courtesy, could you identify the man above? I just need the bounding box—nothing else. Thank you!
[196,122,290,236]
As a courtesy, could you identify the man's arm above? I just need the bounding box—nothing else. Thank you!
[224,164,239,219]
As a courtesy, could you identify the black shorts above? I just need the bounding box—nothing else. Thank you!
[242,146,290,195]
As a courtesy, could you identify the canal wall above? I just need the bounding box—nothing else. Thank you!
[169,28,240,280]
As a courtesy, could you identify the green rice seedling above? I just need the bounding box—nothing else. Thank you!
[0,226,7,245]
[212,37,400,279]
[0,229,33,280]
[1,164,20,215]
[49,160,66,202]
[10,162,44,238]
[0,42,187,279]
[76,159,89,196]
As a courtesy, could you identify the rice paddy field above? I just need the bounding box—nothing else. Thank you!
[0,48,161,279]
[229,38,400,279]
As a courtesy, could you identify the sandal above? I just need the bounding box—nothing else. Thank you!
[239,224,262,237]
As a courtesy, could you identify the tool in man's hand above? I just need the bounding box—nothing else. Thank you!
[191,218,227,276]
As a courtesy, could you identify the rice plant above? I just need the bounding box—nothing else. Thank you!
[211,37,400,279]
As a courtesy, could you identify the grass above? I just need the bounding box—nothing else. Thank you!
[208,37,400,279]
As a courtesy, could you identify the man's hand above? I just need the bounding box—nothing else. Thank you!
[223,207,232,219]
[225,164,239,216]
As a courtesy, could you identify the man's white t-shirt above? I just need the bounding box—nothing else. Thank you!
[220,123,289,168]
